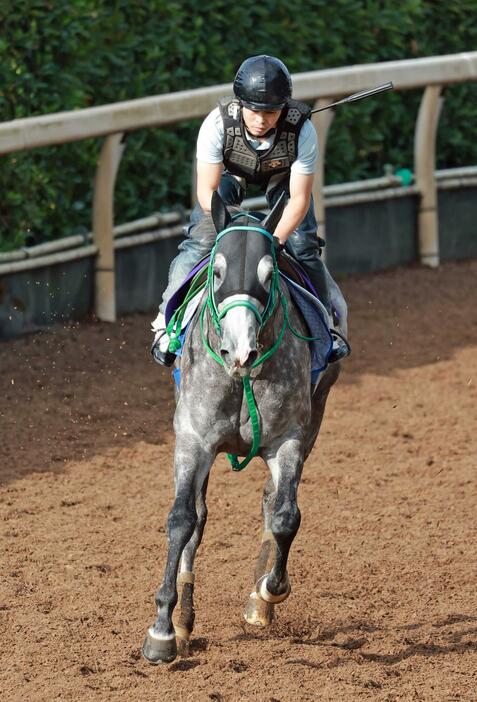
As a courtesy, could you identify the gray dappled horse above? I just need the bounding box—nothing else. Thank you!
[142,192,343,664]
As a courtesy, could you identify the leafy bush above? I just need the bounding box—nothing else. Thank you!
[0,0,476,250]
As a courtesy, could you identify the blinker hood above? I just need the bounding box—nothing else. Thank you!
[214,229,272,307]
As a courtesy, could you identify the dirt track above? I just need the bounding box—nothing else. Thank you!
[1,261,476,701]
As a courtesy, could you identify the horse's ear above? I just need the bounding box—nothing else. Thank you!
[211,191,231,233]
[261,191,287,234]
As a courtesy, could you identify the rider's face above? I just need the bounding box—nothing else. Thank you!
[242,107,282,137]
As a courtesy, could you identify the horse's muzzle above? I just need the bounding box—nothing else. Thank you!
[220,345,258,373]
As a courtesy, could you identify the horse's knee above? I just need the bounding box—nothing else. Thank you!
[271,502,301,542]
[196,501,208,530]
[167,495,197,542]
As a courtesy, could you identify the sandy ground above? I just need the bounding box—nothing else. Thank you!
[1,260,476,701]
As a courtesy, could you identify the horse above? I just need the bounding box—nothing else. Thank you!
[142,191,344,664]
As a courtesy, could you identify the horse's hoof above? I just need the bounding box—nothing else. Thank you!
[244,590,275,626]
[141,627,177,664]
[256,573,291,604]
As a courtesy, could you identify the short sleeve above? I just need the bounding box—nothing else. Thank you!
[291,120,319,175]
[196,107,224,164]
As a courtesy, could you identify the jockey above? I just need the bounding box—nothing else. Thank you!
[151,54,350,366]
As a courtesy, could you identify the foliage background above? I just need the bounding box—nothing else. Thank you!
[1,0,476,250]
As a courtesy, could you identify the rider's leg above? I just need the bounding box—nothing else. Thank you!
[151,174,245,366]
[267,178,331,312]
[266,178,349,362]
[157,206,215,317]
[157,173,244,316]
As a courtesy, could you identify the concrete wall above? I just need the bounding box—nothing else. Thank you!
[115,236,185,316]
[438,187,477,261]
[326,195,418,276]
[0,257,94,340]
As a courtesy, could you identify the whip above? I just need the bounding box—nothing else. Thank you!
[310,81,394,113]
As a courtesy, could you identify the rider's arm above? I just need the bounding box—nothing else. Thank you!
[196,161,223,212]
[273,172,314,245]
[195,108,224,212]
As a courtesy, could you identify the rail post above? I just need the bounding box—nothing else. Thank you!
[414,85,444,267]
[311,98,335,262]
[92,132,126,321]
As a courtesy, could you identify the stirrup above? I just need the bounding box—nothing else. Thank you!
[329,329,351,363]
[150,331,176,367]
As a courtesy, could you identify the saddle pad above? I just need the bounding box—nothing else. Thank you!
[279,273,332,378]
[165,256,210,326]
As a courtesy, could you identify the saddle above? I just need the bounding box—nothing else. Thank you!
[278,250,318,295]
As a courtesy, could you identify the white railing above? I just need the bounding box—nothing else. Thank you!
[1,51,476,320]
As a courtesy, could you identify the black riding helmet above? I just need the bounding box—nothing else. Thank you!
[233,55,292,111]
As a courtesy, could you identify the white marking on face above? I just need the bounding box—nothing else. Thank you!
[218,294,260,374]
[223,305,255,365]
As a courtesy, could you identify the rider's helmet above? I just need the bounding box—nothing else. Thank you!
[233,55,292,111]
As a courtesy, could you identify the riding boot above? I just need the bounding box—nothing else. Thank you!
[151,313,176,367]
[287,251,350,363]
[268,182,350,364]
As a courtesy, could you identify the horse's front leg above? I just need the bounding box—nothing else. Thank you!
[142,439,213,665]
[172,475,209,657]
[256,437,303,609]
[244,476,277,626]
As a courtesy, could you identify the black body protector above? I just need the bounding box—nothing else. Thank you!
[219,97,311,187]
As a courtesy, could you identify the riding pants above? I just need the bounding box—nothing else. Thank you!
[159,173,332,314]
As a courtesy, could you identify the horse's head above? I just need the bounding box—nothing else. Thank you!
[207,191,285,378]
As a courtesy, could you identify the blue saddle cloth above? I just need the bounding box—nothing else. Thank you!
[165,257,332,385]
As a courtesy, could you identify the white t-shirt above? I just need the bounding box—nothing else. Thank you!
[196,106,318,175]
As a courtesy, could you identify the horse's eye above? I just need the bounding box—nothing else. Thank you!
[213,269,221,280]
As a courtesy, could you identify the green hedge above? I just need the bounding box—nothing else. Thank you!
[1,0,476,251]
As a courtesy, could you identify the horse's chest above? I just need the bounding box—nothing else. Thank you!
[179,354,309,451]
[238,377,309,444]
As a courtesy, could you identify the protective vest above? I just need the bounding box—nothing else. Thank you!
[218,97,311,187]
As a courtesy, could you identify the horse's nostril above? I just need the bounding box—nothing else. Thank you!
[220,348,230,362]
[247,350,258,366]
